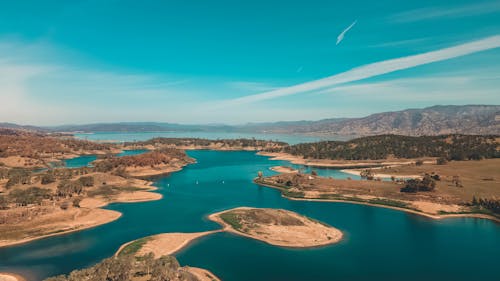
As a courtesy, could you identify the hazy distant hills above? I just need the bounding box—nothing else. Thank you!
[2,105,499,136]
[251,105,500,136]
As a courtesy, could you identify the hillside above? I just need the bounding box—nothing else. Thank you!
[269,134,500,160]
[2,105,499,136]
[249,105,500,136]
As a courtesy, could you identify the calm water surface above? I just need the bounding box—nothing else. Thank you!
[0,151,498,281]
[63,149,149,168]
[74,132,353,145]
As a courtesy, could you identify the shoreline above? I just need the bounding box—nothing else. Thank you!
[340,168,422,179]
[0,188,162,249]
[0,273,26,281]
[115,230,221,258]
[255,181,500,223]
[258,152,421,169]
[207,207,343,248]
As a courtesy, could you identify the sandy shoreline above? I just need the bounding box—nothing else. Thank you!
[259,152,422,168]
[183,267,221,281]
[255,181,500,223]
[340,168,422,179]
[0,273,26,281]
[0,188,162,249]
[208,207,343,247]
[288,197,500,222]
[115,230,221,258]
[270,166,299,173]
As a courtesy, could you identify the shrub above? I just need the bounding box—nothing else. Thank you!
[9,187,52,206]
[400,174,436,193]
[72,198,81,208]
[60,201,70,210]
[41,173,56,184]
[57,180,84,197]
[78,176,94,187]
[436,157,448,165]
[0,195,8,209]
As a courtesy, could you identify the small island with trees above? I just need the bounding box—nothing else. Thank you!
[209,207,343,247]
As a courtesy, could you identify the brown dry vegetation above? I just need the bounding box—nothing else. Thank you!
[257,160,500,219]
[0,129,117,168]
[124,137,287,151]
[94,148,195,177]
[209,207,342,247]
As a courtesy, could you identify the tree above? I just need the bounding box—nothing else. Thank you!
[60,201,70,210]
[41,172,56,184]
[9,187,51,206]
[400,175,436,193]
[436,157,448,165]
[78,176,94,187]
[0,195,8,209]
[72,198,81,208]
[360,170,374,180]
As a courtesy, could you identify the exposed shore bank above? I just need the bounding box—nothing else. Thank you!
[208,207,343,247]
[256,181,500,223]
[0,273,26,281]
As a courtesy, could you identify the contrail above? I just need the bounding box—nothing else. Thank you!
[336,20,357,45]
[221,35,500,106]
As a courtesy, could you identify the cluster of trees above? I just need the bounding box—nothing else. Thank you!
[44,254,202,281]
[400,174,437,193]
[95,149,192,172]
[471,197,500,215]
[128,137,287,149]
[0,128,114,158]
[359,170,374,180]
[2,168,32,188]
[274,134,499,160]
[1,167,95,190]
[56,176,95,197]
[0,174,95,208]
[5,186,52,206]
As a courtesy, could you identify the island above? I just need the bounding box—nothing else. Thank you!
[43,253,220,281]
[209,207,342,247]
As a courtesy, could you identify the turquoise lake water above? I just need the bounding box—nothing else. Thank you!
[63,149,149,168]
[74,132,353,145]
[0,150,498,281]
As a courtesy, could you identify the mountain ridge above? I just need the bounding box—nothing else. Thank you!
[1,105,499,136]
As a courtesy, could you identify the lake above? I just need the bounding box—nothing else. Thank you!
[0,150,498,281]
[73,132,354,145]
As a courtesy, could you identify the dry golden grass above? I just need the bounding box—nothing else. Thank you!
[379,159,500,201]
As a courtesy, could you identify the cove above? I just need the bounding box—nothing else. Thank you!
[63,149,149,168]
[0,150,498,281]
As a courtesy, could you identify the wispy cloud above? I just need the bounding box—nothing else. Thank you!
[225,81,280,93]
[336,20,357,45]
[369,38,429,48]
[390,1,500,23]
[220,35,500,106]
[0,38,199,125]
[318,74,499,101]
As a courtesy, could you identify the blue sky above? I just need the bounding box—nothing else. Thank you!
[0,0,499,125]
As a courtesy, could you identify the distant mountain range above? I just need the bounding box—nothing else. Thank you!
[2,105,499,136]
[249,105,500,136]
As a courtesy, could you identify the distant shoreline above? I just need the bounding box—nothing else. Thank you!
[255,181,500,223]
